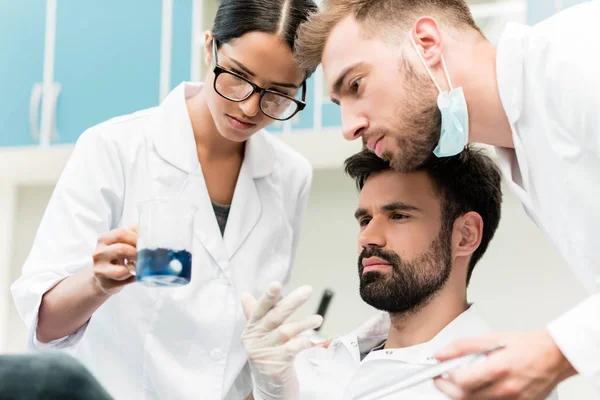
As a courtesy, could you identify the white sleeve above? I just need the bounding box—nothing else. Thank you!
[10,128,125,350]
[547,295,600,390]
[282,164,313,286]
[540,20,600,389]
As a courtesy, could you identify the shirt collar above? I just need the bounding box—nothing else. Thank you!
[150,82,274,177]
[331,306,490,365]
[420,305,490,358]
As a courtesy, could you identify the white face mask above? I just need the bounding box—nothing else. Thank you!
[409,32,469,157]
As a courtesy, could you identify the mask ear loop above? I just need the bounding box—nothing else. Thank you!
[440,56,453,90]
[408,31,453,92]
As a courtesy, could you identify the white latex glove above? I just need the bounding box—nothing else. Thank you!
[241,282,323,400]
[351,311,390,340]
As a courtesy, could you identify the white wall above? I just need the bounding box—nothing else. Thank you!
[0,183,16,352]
[287,168,599,400]
[1,169,598,398]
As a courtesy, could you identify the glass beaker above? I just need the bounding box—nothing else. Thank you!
[136,199,197,287]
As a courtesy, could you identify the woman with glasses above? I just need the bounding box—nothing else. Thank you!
[11,1,318,399]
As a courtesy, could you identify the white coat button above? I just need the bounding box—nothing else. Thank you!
[210,348,223,360]
[218,275,230,285]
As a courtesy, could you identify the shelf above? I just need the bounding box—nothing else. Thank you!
[0,130,361,185]
[0,144,73,185]
[274,128,362,170]
[0,130,498,186]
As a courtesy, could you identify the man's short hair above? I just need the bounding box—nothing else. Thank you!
[295,0,482,71]
[345,146,502,285]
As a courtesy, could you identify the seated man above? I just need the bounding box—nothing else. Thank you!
[241,147,558,399]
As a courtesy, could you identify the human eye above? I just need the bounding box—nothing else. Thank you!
[391,213,409,221]
[348,77,362,94]
[358,216,371,227]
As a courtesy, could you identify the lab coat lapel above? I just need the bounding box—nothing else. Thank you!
[185,168,230,267]
[223,160,261,260]
[150,82,229,270]
[223,132,274,260]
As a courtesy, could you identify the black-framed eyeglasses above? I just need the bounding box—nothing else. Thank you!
[211,39,306,121]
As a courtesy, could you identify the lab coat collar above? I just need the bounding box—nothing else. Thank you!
[150,82,275,264]
[330,306,490,366]
[494,24,541,224]
[151,82,199,173]
[496,22,529,126]
[151,82,275,178]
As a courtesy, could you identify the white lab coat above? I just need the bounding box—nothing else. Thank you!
[295,307,557,399]
[11,82,313,400]
[494,0,600,390]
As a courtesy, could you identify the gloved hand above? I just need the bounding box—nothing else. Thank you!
[241,282,323,400]
[350,311,390,340]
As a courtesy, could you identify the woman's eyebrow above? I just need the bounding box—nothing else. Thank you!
[229,57,300,89]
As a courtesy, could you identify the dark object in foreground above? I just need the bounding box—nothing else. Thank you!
[0,351,113,400]
[315,289,334,332]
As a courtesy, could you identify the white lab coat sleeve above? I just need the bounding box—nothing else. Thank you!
[10,128,125,350]
[544,43,600,389]
[547,295,600,389]
[282,164,313,286]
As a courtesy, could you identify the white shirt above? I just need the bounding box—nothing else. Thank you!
[295,307,558,399]
[496,1,600,389]
[494,0,600,390]
[10,82,313,400]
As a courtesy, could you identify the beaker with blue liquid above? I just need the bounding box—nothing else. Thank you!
[136,199,197,287]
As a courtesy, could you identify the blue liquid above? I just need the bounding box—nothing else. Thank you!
[136,248,192,287]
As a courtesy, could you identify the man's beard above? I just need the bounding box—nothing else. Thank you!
[357,227,453,315]
[363,61,442,172]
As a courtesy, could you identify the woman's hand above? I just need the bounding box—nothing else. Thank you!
[91,225,138,295]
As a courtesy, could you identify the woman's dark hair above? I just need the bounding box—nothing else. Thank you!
[212,0,318,54]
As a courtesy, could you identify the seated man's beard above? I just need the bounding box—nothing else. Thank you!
[357,229,452,315]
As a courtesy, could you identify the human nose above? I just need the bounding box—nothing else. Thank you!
[341,102,369,141]
[358,218,386,249]
[239,92,260,117]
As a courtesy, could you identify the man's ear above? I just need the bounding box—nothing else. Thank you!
[411,16,444,69]
[453,211,483,259]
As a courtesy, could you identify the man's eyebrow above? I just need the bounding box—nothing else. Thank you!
[355,202,421,220]
[331,62,364,98]
[354,208,368,220]
[381,202,421,213]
